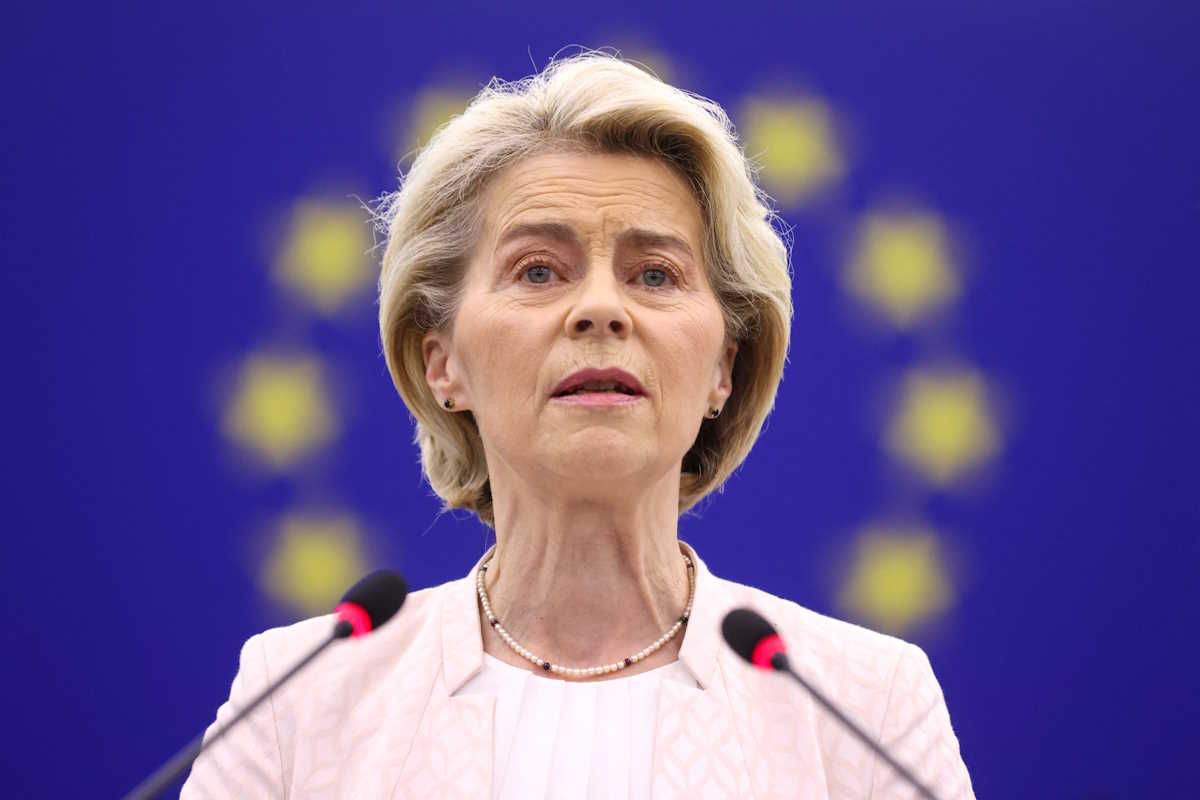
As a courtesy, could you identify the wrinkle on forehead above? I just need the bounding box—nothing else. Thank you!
[477,151,706,258]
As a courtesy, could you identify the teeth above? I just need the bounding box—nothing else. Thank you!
[565,381,633,395]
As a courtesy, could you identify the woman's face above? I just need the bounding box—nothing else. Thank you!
[423,150,736,498]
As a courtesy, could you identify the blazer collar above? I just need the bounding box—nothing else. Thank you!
[441,539,724,694]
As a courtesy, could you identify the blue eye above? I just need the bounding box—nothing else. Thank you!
[642,268,671,288]
[524,265,553,284]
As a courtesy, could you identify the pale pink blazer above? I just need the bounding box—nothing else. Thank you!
[181,542,975,799]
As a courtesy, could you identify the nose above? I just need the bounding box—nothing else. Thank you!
[564,264,633,339]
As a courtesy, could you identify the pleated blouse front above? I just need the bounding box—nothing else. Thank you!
[454,652,698,799]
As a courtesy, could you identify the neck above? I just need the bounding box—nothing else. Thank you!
[479,467,692,675]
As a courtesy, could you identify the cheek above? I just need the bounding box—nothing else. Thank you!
[652,303,726,397]
[456,298,547,412]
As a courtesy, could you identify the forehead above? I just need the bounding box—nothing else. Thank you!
[477,150,705,248]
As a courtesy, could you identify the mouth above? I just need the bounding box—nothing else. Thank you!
[553,381,640,397]
[551,368,647,403]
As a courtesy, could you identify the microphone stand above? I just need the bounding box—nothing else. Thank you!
[771,652,943,800]
[123,620,352,800]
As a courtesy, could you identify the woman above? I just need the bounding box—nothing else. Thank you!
[183,53,975,799]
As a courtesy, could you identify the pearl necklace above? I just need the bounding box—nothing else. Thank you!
[476,553,695,679]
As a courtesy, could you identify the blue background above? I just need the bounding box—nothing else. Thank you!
[3,2,1198,797]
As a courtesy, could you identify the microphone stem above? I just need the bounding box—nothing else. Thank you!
[773,653,943,800]
[124,622,351,800]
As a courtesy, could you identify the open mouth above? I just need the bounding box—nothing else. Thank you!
[553,380,641,398]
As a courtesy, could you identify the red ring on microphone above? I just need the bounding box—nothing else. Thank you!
[751,633,786,670]
[335,601,372,638]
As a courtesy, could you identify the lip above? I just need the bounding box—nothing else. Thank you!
[551,392,644,407]
[551,367,647,398]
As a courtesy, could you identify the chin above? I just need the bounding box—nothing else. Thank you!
[541,438,657,485]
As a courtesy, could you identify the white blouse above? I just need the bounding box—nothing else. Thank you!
[454,652,698,799]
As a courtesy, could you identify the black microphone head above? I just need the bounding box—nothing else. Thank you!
[335,570,408,637]
[722,607,786,670]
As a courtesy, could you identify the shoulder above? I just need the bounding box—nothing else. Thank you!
[704,570,919,698]
[703,570,974,797]
[187,576,474,797]
[708,570,911,664]
[246,575,465,688]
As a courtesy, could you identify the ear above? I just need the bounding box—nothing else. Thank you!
[422,329,469,411]
[709,335,738,410]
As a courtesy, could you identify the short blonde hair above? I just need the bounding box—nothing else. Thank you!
[377,52,792,527]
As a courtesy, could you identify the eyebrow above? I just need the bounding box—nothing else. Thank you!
[496,222,579,249]
[618,228,695,261]
[496,222,695,260]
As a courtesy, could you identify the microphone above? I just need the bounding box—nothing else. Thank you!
[722,608,943,800]
[123,570,409,800]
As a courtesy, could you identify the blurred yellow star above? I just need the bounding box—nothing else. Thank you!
[839,524,954,634]
[221,354,339,469]
[619,48,676,83]
[274,200,372,315]
[261,513,369,615]
[885,369,999,485]
[844,213,959,328]
[405,88,474,153]
[596,40,677,82]
[741,97,844,205]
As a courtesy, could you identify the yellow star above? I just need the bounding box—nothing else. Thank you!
[405,87,474,154]
[839,524,954,634]
[274,200,372,315]
[843,213,959,328]
[260,512,369,616]
[589,39,678,82]
[885,369,1000,485]
[741,96,844,205]
[618,47,676,83]
[221,353,339,470]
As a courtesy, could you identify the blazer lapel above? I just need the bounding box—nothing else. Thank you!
[652,677,750,798]
[659,544,830,799]
[391,549,496,799]
[651,543,751,798]
[722,649,831,799]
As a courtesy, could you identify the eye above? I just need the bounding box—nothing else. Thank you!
[522,264,554,284]
[639,265,677,289]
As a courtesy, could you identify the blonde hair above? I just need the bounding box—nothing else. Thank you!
[377,52,792,527]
